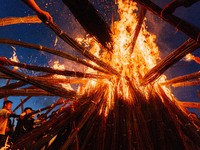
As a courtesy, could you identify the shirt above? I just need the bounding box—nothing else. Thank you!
[0,108,10,135]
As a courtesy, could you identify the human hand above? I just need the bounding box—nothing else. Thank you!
[37,10,53,23]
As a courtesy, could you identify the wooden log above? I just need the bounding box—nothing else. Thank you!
[43,97,65,117]
[0,38,110,74]
[130,7,147,54]
[0,73,13,79]
[0,81,26,89]
[13,96,32,112]
[31,77,88,85]
[134,0,200,43]
[47,22,120,76]
[161,71,200,86]
[29,99,69,116]
[0,89,53,97]
[172,81,200,87]
[0,16,41,26]
[178,101,200,109]
[62,0,113,51]
[0,65,76,98]
[1,59,108,79]
[142,38,200,85]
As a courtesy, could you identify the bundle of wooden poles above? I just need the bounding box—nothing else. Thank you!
[1,0,200,149]
[11,83,200,150]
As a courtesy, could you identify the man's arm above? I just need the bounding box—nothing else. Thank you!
[21,0,53,22]
[161,0,200,17]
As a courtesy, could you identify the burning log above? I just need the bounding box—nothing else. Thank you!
[0,38,110,74]
[0,89,53,97]
[130,7,147,54]
[29,99,69,117]
[0,65,76,98]
[1,1,200,150]
[0,74,53,90]
[178,101,200,110]
[0,75,53,100]
[161,71,200,86]
[62,0,113,51]
[171,80,200,87]
[0,16,41,26]
[10,82,200,150]
[0,58,108,79]
[142,38,200,85]
[43,97,66,118]
[134,0,200,43]
[47,22,120,76]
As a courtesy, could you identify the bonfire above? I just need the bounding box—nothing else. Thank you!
[0,0,200,150]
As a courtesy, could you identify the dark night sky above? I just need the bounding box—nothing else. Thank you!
[0,0,200,115]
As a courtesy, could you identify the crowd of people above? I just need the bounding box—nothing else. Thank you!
[0,100,46,150]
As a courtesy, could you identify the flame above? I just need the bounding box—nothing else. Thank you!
[54,36,58,47]
[185,53,194,61]
[41,0,174,117]
[75,0,174,117]
[10,46,19,71]
[185,53,200,64]
[51,60,74,91]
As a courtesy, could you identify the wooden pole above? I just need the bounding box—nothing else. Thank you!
[0,89,53,97]
[142,38,200,85]
[0,38,110,74]
[130,7,147,54]
[0,65,76,98]
[134,0,200,43]
[161,71,200,86]
[47,22,120,76]
[1,59,108,79]
[0,16,41,26]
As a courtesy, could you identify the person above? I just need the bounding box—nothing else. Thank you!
[0,100,18,149]
[21,0,53,22]
[12,107,35,142]
[34,113,46,127]
[161,0,200,16]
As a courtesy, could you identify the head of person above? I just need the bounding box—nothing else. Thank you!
[24,107,33,115]
[3,100,13,110]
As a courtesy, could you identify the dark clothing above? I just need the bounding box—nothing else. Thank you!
[12,115,34,142]
[162,0,200,16]
[0,134,7,148]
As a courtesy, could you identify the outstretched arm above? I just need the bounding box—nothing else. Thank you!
[161,0,200,17]
[21,0,53,22]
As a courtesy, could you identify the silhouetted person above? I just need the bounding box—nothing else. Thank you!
[12,107,35,143]
[0,100,18,149]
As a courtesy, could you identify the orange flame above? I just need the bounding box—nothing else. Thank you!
[185,53,200,64]
[58,1,172,117]
[10,46,19,71]
[76,0,172,117]
[52,60,74,91]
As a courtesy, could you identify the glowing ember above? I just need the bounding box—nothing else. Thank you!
[186,53,200,64]
[10,46,19,70]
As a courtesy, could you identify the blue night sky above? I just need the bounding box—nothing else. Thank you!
[0,0,200,115]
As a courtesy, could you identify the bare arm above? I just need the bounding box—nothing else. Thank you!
[21,0,53,22]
